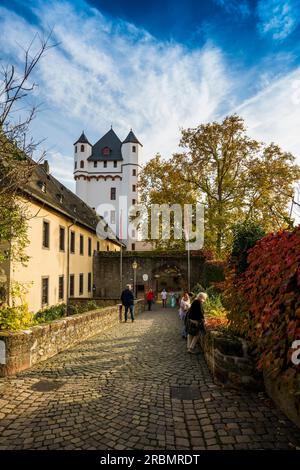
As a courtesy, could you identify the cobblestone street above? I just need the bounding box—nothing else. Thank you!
[1,306,300,450]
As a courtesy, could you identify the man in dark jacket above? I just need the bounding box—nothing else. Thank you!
[121,284,135,322]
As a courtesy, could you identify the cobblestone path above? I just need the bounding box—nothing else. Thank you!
[1,306,300,450]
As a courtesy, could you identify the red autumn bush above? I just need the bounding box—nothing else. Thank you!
[227,226,300,393]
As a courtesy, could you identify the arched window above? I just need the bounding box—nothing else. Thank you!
[75,146,78,153]
[80,160,84,169]
[81,144,84,152]
[132,145,136,153]
[102,147,110,156]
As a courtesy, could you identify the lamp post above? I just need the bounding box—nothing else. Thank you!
[132,260,138,298]
[154,274,160,296]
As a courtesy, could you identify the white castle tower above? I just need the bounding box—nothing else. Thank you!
[73,127,142,250]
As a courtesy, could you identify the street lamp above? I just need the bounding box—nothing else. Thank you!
[154,274,160,295]
[132,260,138,298]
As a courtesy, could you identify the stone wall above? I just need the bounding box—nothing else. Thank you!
[264,369,300,429]
[0,300,144,377]
[93,251,206,298]
[199,329,263,391]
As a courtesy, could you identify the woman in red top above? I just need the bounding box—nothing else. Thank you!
[146,289,155,311]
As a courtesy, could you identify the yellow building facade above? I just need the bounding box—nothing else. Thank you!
[2,161,122,313]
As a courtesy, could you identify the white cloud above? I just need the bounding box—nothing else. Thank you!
[257,0,300,40]
[0,1,234,191]
[235,67,300,160]
[1,0,300,197]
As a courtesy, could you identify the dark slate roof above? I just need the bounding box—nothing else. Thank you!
[74,131,91,145]
[23,162,122,245]
[123,130,142,146]
[88,128,123,162]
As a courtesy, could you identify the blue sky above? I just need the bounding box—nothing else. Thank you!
[1,0,300,191]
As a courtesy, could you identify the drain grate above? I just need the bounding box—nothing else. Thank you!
[170,386,201,401]
[31,380,64,392]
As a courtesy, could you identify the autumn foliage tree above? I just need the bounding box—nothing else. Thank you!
[139,115,300,256]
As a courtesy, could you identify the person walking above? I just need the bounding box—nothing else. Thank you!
[161,289,168,308]
[121,284,135,322]
[178,292,190,339]
[186,292,207,353]
[146,289,155,311]
[169,291,175,308]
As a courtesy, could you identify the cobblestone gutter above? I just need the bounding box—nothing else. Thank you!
[0,300,145,377]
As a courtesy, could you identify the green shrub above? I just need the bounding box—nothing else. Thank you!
[0,303,32,330]
[34,304,67,324]
[202,261,225,287]
[231,220,265,274]
[191,283,226,318]
[86,300,98,311]
[67,300,99,316]
[66,304,79,316]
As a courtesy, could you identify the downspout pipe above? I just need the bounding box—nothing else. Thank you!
[66,219,76,314]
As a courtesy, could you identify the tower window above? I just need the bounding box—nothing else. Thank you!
[110,188,116,200]
[132,146,136,152]
[94,161,97,168]
[81,144,85,152]
[132,184,136,192]
[132,169,136,176]
[80,160,84,168]
[75,146,78,153]
[104,161,107,168]
[110,210,116,224]
[102,147,110,155]
[114,161,117,168]
[132,243,135,251]
[132,199,136,205]
[75,162,77,169]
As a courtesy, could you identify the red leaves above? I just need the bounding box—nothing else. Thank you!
[227,225,300,392]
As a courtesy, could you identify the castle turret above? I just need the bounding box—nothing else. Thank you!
[74,131,92,201]
[73,127,143,251]
[121,129,142,164]
[121,130,142,250]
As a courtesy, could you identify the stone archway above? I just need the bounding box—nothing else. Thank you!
[152,263,186,293]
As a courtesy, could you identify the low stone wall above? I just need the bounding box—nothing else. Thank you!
[69,298,120,308]
[199,329,263,391]
[264,369,300,429]
[0,300,144,377]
